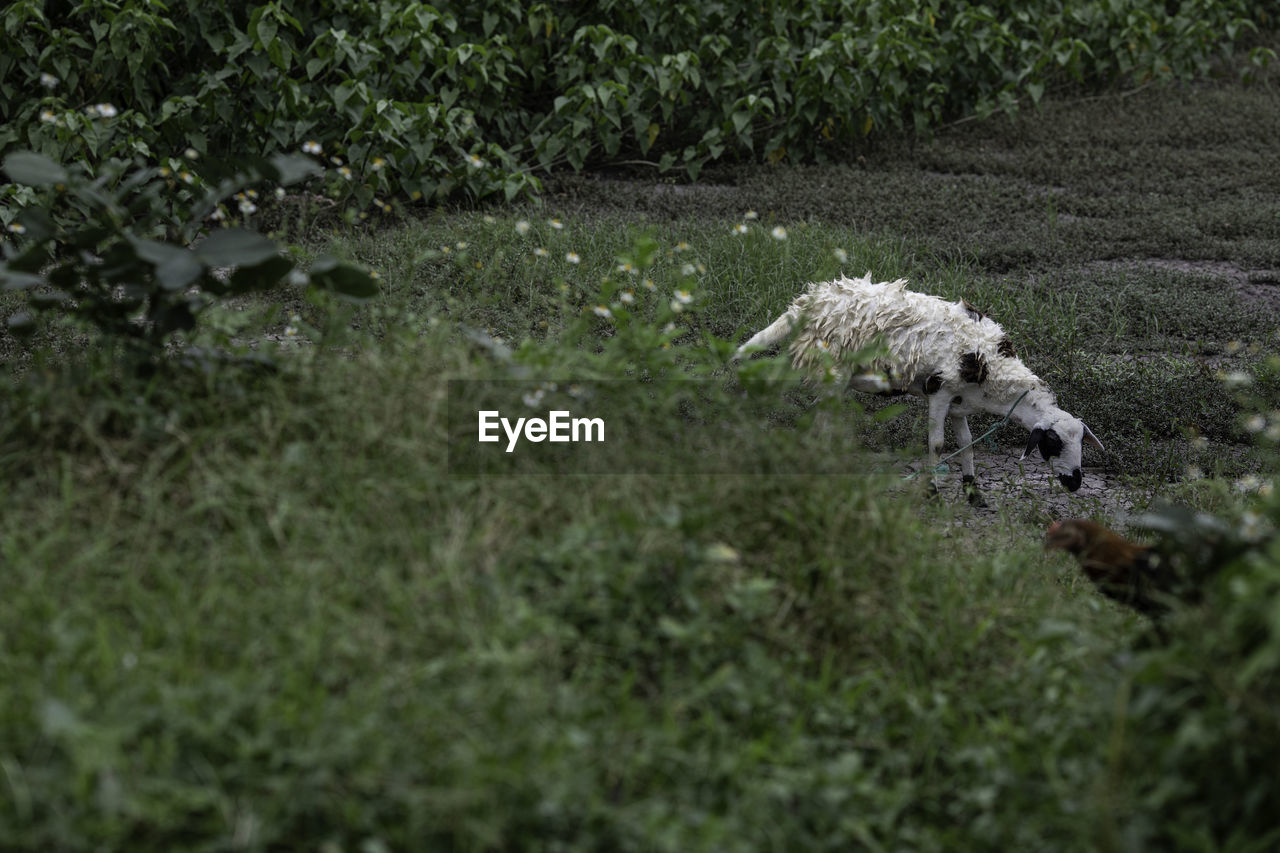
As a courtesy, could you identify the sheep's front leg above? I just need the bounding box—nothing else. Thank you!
[925,392,951,498]
[949,413,987,507]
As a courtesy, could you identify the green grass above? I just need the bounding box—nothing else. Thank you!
[0,325,1146,850]
[5,66,1280,850]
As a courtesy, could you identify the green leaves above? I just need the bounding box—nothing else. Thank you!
[0,0,1269,205]
[307,256,378,301]
[195,229,280,267]
[129,236,204,291]
[4,152,68,187]
[0,150,379,366]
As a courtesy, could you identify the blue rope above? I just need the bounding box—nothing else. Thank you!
[903,389,1030,480]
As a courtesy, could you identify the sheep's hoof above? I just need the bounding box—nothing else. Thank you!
[963,475,988,508]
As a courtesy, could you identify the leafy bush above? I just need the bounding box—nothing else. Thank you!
[0,149,377,370]
[1,0,1274,206]
[1111,365,1280,847]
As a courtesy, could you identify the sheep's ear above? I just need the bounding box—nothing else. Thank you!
[1083,423,1104,451]
[1021,427,1045,461]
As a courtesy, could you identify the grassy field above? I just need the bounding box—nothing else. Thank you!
[3,68,1280,850]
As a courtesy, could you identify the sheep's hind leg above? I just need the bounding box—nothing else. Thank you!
[950,413,987,507]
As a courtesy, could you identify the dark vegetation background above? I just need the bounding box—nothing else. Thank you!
[3,1,1280,850]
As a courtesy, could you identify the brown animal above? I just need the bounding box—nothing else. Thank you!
[1045,509,1258,618]
[1045,519,1170,616]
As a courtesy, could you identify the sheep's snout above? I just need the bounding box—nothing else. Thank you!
[1057,469,1083,492]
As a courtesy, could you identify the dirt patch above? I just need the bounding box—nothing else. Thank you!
[906,446,1141,520]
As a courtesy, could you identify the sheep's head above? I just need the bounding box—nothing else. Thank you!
[1021,414,1103,492]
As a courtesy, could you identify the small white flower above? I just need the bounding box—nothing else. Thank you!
[39,109,57,124]
[522,389,545,407]
[674,241,691,252]
[39,72,58,89]
[284,325,298,337]
[815,339,831,352]
[1234,474,1263,493]
[515,219,531,235]
[771,225,788,240]
[567,384,584,398]
[1184,465,1203,481]
[565,251,580,264]
[179,171,194,184]
[704,543,740,564]
[339,166,353,181]
[483,214,497,224]
[619,290,635,305]
[302,140,323,155]
[371,157,386,171]
[617,262,635,275]
[1245,414,1266,433]
[670,300,684,313]
[662,322,677,334]
[274,187,286,200]
[1221,370,1252,388]
[549,218,564,230]
[7,222,26,234]
[642,278,656,291]
[91,103,118,118]
[680,263,696,276]
[533,247,548,258]
[330,155,343,166]
[833,248,849,263]
[456,241,468,250]
[238,199,257,215]
[209,208,226,221]
[673,289,693,305]
[1241,510,1267,541]
[592,305,612,318]
[732,223,748,235]
[744,210,759,220]
[184,147,199,160]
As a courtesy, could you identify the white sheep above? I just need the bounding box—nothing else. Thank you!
[735,273,1103,500]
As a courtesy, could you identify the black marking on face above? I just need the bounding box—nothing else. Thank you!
[961,299,985,322]
[952,395,964,405]
[1024,427,1064,461]
[923,374,943,395]
[997,337,1017,358]
[1058,469,1082,492]
[959,352,988,384]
